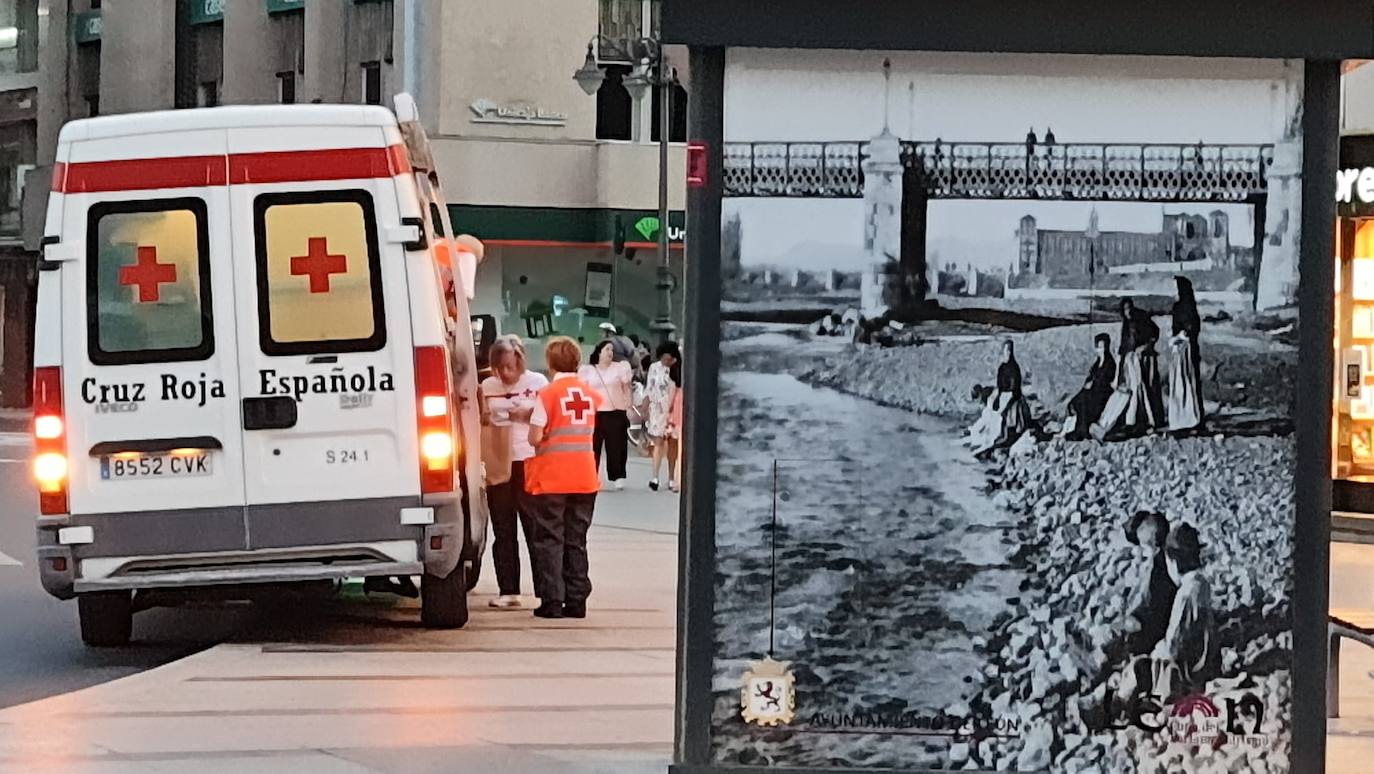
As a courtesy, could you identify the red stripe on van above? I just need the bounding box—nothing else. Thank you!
[53,145,412,193]
[229,146,410,184]
[55,155,230,193]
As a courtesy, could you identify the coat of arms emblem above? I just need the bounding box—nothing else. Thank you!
[740,657,796,726]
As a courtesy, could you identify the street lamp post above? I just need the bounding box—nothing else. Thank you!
[575,36,677,344]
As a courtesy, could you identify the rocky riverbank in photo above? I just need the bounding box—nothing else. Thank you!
[789,320,1296,772]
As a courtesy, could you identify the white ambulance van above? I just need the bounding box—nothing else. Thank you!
[32,95,488,645]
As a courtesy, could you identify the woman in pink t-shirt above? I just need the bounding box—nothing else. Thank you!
[579,340,634,490]
[479,335,548,609]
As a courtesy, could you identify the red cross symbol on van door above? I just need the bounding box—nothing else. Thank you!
[290,237,348,293]
[119,245,177,303]
[561,387,594,423]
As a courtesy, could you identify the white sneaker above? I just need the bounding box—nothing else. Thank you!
[613,480,625,491]
[488,595,522,609]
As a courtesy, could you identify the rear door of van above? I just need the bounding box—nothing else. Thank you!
[60,133,249,536]
[226,126,419,545]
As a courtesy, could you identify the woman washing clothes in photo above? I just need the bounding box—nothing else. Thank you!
[974,340,1039,458]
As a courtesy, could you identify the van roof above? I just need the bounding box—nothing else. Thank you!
[57,104,399,145]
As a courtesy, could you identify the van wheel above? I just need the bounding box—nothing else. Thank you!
[421,564,469,629]
[464,557,482,592]
[78,591,133,647]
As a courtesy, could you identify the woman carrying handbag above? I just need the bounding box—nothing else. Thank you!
[579,340,635,490]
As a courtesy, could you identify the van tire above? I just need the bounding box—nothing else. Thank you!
[421,564,468,629]
[464,557,482,592]
[78,591,133,647]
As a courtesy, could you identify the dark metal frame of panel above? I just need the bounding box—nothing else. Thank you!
[669,3,1353,769]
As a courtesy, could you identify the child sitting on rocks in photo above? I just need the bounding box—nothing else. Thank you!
[1111,522,1218,710]
[1121,511,1176,658]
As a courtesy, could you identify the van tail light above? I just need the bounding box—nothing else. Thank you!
[414,346,455,495]
[32,366,68,515]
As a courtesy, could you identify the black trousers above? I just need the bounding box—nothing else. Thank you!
[593,409,629,481]
[527,492,597,604]
[488,460,536,596]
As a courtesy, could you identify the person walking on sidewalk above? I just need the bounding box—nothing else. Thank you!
[525,336,603,619]
[644,341,681,491]
[579,340,634,491]
[480,335,547,609]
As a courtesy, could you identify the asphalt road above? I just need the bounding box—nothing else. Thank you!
[0,432,252,709]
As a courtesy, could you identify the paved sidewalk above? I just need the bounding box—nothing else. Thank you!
[1330,541,1374,773]
[0,458,680,773]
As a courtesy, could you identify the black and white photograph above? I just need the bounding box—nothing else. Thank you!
[710,50,1302,772]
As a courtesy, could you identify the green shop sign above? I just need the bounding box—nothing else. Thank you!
[447,205,685,246]
[73,10,102,43]
[633,215,686,243]
[190,0,225,25]
[266,0,304,12]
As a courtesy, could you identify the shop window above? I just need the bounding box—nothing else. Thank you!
[0,0,39,75]
[350,0,393,105]
[176,11,223,109]
[87,199,213,365]
[270,6,304,100]
[277,71,296,105]
[77,41,101,117]
[651,80,688,143]
[596,65,632,141]
[0,117,34,237]
[253,190,386,355]
[362,61,381,105]
[199,80,219,108]
[597,0,641,64]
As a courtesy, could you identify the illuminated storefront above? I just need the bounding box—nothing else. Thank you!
[1335,135,1374,512]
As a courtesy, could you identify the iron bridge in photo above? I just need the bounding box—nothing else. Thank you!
[722,141,1276,203]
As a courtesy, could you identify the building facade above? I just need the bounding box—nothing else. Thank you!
[1014,210,1240,287]
[19,0,687,402]
[0,0,41,406]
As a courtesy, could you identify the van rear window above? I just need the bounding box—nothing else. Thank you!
[87,199,214,366]
[253,190,386,355]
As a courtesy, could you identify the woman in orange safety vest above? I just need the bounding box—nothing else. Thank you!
[525,336,603,619]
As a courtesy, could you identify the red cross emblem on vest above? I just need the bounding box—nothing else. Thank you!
[290,237,348,293]
[119,245,177,303]
[560,387,594,423]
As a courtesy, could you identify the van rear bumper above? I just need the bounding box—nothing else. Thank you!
[36,496,463,598]
[74,558,424,593]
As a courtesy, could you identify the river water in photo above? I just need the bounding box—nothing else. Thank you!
[711,327,1028,768]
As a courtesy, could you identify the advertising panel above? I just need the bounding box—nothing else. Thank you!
[711,49,1303,772]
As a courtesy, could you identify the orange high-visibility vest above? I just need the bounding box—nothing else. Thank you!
[524,377,602,495]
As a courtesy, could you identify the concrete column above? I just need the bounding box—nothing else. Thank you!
[221,0,274,105]
[858,128,903,316]
[1255,67,1305,311]
[36,0,70,164]
[302,0,346,103]
[100,0,177,114]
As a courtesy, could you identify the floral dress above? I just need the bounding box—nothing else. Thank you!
[644,361,676,438]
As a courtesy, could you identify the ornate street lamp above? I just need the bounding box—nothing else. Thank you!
[572,34,678,344]
[573,43,607,97]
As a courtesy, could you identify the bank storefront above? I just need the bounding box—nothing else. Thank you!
[453,204,685,363]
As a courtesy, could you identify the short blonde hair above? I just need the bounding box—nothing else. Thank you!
[489,335,527,371]
[544,336,582,374]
